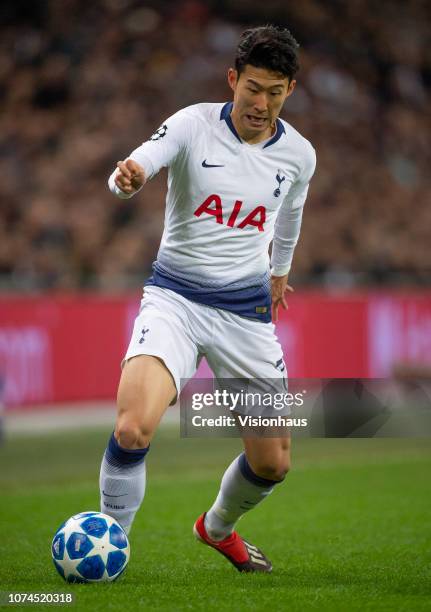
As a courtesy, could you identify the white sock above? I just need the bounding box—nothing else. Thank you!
[204,453,282,541]
[99,432,149,535]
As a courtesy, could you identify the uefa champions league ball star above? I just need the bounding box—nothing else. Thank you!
[51,512,130,583]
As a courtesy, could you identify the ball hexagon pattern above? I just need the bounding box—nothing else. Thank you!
[51,512,130,583]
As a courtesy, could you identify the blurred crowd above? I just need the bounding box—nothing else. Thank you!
[0,0,430,291]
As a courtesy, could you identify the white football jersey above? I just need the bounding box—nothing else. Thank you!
[109,102,315,321]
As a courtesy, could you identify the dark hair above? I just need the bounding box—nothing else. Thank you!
[235,25,300,81]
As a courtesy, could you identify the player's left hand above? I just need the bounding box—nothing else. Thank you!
[271,274,294,323]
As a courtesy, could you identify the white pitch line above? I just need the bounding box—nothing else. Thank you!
[2,402,180,436]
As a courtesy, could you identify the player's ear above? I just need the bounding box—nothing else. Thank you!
[286,79,296,98]
[227,68,238,92]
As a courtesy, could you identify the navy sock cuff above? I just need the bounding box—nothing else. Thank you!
[238,452,284,488]
[105,432,149,467]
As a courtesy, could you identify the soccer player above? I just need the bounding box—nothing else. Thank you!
[100,25,316,572]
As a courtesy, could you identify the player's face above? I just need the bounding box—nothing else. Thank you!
[228,64,295,144]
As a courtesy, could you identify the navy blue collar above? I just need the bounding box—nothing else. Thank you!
[220,102,285,148]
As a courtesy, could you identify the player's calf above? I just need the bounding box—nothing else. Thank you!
[99,431,149,535]
[99,355,175,534]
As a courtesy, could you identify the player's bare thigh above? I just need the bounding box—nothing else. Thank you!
[115,355,176,449]
[242,434,291,482]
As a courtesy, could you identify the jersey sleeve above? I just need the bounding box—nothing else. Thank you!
[108,108,193,198]
[271,143,316,276]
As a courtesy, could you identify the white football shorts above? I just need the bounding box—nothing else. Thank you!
[123,286,287,401]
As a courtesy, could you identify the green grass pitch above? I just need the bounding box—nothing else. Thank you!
[1,426,430,611]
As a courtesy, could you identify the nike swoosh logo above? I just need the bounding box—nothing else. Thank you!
[102,491,127,498]
[202,159,225,168]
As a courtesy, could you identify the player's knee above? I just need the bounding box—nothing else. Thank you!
[115,420,150,449]
[252,456,290,482]
[278,456,291,480]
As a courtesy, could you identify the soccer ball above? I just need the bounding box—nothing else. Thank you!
[51,512,130,583]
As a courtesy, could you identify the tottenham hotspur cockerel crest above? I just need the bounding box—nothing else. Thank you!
[273,170,286,197]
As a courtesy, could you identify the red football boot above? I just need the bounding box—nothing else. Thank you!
[193,513,272,573]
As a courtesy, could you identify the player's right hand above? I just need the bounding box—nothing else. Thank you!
[115,159,146,194]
